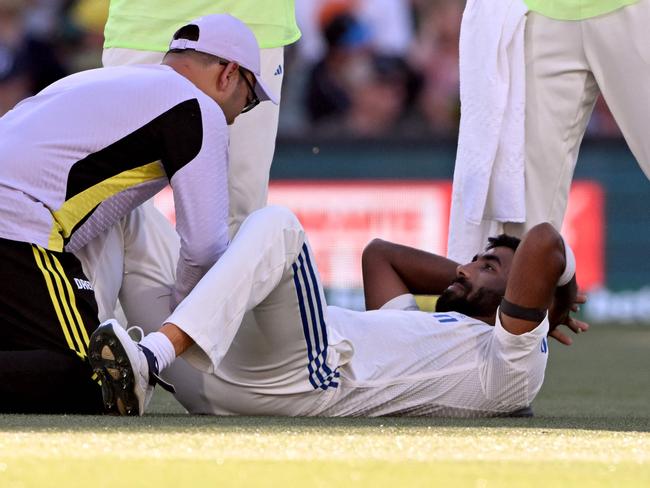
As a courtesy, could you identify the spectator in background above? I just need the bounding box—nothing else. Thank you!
[410,0,462,136]
[297,0,413,62]
[297,0,418,137]
[305,9,371,127]
[0,0,67,111]
[346,55,410,137]
[356,0,413,58]
[65,0,109,71]
[305,1,415,137]
[0,42,29,115]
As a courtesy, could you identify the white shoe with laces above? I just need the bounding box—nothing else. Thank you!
[88,319,175,416]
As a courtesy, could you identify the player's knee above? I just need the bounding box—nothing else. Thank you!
[261,205,301,228]
[362,238,389,267]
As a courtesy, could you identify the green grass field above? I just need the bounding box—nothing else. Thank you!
[2,325,649,487]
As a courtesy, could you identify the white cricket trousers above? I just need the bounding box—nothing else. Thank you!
[506,0,650,235]
[166,205,342,416]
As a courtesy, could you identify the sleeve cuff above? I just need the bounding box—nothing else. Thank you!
[380,293,420,311]
[494,305,550,348]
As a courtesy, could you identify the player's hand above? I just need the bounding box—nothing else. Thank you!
[548,314,590,345]
[548,292,589,346]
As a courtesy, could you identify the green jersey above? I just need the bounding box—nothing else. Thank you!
[524,0,639,20]
[104,1,300,51]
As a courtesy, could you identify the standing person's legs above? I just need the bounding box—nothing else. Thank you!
[583,0,650,180]
[227,47,284,236]
[504,13,600,237]
[102,48,164,66]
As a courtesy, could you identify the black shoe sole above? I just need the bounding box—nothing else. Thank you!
[88,325,140,416]
[506,406,534,417]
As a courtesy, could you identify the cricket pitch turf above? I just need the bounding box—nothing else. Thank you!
[1,325,648,487]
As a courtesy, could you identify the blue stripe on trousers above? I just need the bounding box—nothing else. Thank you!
[292,244,339,389]
[292,261,320,389]
[301,244,339,386]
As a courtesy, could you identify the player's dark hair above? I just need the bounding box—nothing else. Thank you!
[173,24,200,42]
[164,24,223,66]
[485,234,521,253]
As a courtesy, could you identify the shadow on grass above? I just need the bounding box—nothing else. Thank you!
[1,413,649,433]
[3,326,648,434]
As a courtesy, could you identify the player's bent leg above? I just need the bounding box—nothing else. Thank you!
[207,240,341,416]
[166,205,306,373]
[114,204,222,412]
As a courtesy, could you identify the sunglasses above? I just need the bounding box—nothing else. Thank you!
[216,58,261,114]
[238,68,260,114]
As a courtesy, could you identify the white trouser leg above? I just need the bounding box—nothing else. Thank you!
[583,0,650,181]
[102,48,164,66]
[75,202,178,330]
[169,205,342,416]
[117,201,179,328]
[77,201,215,412]
[504,12,599,237]
[227,47,284,237]
[73,223,125,323]
[166,206,308,372]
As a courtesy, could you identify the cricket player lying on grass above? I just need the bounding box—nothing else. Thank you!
[89,205,588,417]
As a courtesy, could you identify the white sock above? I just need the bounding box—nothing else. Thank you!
[139,332,176,372]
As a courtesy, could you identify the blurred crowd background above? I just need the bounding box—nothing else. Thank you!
[0,0,623,140]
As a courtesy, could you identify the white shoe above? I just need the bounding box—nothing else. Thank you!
[88,319,174,416]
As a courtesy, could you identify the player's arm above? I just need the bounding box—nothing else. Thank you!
[362,238,458,310]
[163,99,230,306]
[500,223,588,340]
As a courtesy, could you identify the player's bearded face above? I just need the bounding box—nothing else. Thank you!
[435,275,504,318]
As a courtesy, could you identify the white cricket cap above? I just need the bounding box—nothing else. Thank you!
[169,14,278,104]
